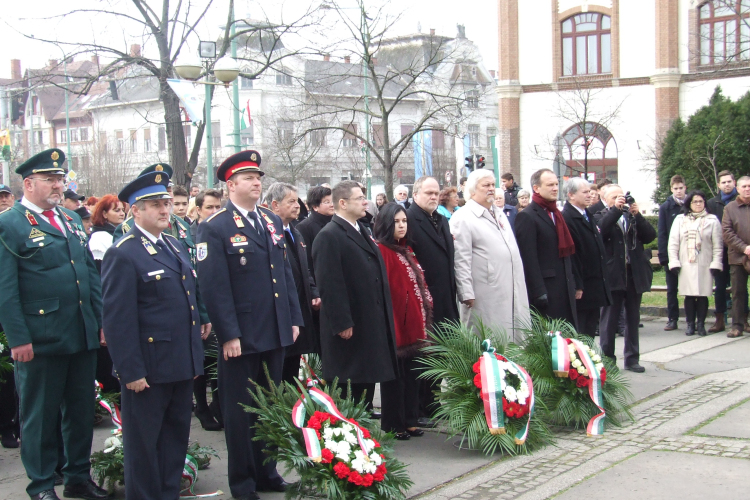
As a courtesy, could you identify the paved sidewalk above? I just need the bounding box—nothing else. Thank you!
[1,318,748,499]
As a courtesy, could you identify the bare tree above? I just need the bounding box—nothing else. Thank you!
[290,0,490,199]
[74,129,137,195]
[23,0,322,188]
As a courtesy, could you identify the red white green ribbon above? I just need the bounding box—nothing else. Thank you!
[507,360,535,445]
[179,455,222,498]
[548,332,606,436]
[94,380,122,429]
[291,385,372,462]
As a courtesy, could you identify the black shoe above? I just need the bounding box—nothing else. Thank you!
[664,319,677,331]
[233,494,260,500]
[54,471,63,486]
[685,322,695,336]
[31,490,60,500]
[63,479,111,499]
[395,432,411,440]
[209,399,224,428]
[257,480,288,493]
[406,428,424,437]
[626,364,646,373]
[371,410,382,419]
[697,322,707,336]
[195,409,223,431]
[1,430,18,448]
[417,417,437,428]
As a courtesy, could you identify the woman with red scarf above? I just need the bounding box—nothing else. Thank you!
[373,202,433,441]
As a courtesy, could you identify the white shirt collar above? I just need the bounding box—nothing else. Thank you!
[571,203,587,216]
[335,213,360,232]
[20,197,48,214]
[135,222,163,244]
[234,204,262,230]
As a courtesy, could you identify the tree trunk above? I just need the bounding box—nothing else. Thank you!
[383,148,394,201]
[160,79,189,186]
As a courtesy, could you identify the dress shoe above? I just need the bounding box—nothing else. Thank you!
[685,322,695,336]
[664,319,677,331]
[233,493,260,500]
[63,479,111,499]
[417,417,437,428]
[195,409,223,431]
[395,432,411,441]
[371,410,382,419]
[727,328,744,338]
[406,428,424,437]
[31,490,60,500]
[209,399,224,428]
[257,480,288,492]
[1,430,18,448]
[625,364,646,373]
[708,312,725,333]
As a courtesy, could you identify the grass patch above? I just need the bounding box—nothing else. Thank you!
[641,269,716,309]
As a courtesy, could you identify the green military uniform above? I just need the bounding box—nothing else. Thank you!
[0,149,103,497]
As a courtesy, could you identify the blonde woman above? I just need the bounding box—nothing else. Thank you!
[668,190,723,336]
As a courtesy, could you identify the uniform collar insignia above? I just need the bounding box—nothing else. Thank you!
[233,211,245,228]
[25,210,39,226]
[141,236,157,255]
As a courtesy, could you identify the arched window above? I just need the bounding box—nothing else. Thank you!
[562,122,618,182]
[561,13,611,76]
[699,1,750,66]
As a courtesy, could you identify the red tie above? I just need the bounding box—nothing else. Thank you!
[41,210,63,234]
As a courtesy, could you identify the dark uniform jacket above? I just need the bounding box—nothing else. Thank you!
[196,201,303,353]
[595,206,657,294]
[312,215,397,384]
[115,214,194,259]
[101,227,203,385]
[707,189,737,271]
[406,203,459,325]
[515,201,578,327]
[0,203,102,355]
[284,224,320,357]
[657,195,683,266]
[296,210,332,277]
[562,202,612,310]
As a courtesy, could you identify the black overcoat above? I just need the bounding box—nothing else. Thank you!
[312,215,397,384]
[284,225,320,357]
[514,201,578,328]
[594,206,656,295]
[296,210,332,277]
[562,202,612,310]
[406,203,459,325]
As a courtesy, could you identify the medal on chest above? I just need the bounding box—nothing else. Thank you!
[262,213,283,245]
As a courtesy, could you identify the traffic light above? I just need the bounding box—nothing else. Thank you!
[475,154,485,169]
[464,156,474,172]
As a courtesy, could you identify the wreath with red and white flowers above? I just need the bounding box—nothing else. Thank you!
[562,338,607,389]
[472,353,532,420]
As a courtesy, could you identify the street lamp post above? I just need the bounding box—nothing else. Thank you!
[174,42,239,189]
[361,6,372,199]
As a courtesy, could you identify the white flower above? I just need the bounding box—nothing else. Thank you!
[364,439,375,450]
[593,354,602,363]
[351,458,366,473]
[582,369,589,377]
[369,452,382,466]
[324,439,337,451]
[577,366,585,375]
[343,431,358,445]
[571,359,582,369]
[518,396,526,405]
[595,363,604,372]
[341,423,356,434]
[504,386,517,401]
[103,436,121,453]
[337,441,352,455]
[323,428,335,440]
[332,428,342,437]
[568,344,576,353]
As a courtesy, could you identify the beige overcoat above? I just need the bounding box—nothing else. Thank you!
[668,213,723,297]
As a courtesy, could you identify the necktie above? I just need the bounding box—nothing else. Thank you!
[156,239,181,268]
[583,211,589,222]
[248,211,262,236]
[285,227,294,243]
[41,210,63,234]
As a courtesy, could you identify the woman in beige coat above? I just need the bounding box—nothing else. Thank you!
[668,190,723,336]
[450,170,530,340]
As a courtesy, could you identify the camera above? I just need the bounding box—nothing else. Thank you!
[624,191,636,205]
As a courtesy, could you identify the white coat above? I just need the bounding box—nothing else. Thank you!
[668,213,723,297]
[450,199,530,341]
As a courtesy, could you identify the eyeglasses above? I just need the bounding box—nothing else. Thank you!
[347,196,366,202]
[691,199,705,205]
[30,177,65,185]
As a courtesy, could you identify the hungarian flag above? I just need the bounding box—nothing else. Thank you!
[240,100,252,130]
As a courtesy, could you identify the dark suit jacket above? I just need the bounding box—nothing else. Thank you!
[594,206,656,294]
[589,200,605,214]
[312,215,397,384]
[101,227,203,385]
[284,225,320,357]
[657,196,683,265]
[514,201,578,328]
[562,202,612,310]
[296,211,332,278]
[196,201,303,354]
[406,203,459,325]
[502,205,518,232]
[707,190,737,270]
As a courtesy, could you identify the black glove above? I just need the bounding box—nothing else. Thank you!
[671,267,681,275]
[711,268,720,278]
[533,294,549,310]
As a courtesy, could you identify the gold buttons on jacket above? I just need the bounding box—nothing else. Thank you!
[271,264,274,269]
[192,321,196,325]
[187,291,190,295]
[70,260,75,265]
[239,249,244,254]
[39,309,44,315]
[79,301,82,305]
[275,293,279,298]
[191,306,194,311]
[273,279,277,283]
[156,275,161,280]
[148,337,154,343]
[76,280,80,285]
[182,275,186,280]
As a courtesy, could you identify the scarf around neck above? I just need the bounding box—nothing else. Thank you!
[684,210,708,263]
[532,192,576,258]
[721,188,737,204]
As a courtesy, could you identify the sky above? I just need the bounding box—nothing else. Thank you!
[0,0,499,79]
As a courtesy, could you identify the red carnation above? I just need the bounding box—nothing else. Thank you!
[321,448,334,464]
[576,376,589,388]
[362,473,374,487]
[565,338,572,344]
[473,373,482,389]
[329,415,339,424]
[348,471,364,486]
[600,368,607,385]
[472,360,481,373]
[495,354,507,362]
[307,417,322,430]
[568,368,579,380]
[372,439,380,448]
[334,462,350,479]
[373,472,385,482]
[361,428,371,439]
[376,463,387,476]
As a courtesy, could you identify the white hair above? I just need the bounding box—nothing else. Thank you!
[466,169,495,196]
[600,183,621,200]
[393,184,409,197]
[564,177,590,198]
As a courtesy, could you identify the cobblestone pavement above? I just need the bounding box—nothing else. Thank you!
[416,374,750,500]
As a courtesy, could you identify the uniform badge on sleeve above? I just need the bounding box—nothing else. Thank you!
[197,242,208,261]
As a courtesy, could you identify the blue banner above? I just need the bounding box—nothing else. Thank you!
[424,130,433,176]
[413,131,423,178]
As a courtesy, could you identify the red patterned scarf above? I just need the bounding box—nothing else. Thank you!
[532,192,576,258]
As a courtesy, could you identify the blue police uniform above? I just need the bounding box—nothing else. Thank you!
[196,151,303,498]
[101,172,203,500]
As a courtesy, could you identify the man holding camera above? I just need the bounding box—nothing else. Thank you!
[595,185,656,373]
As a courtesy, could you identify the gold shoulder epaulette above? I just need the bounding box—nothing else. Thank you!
[205,208,226,223]
[115,234,135,247]
[0,207,10,215]
[164,233,178,240]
